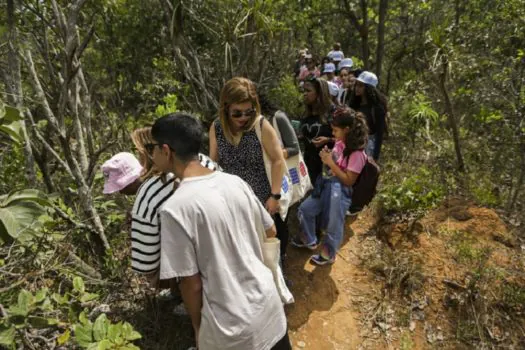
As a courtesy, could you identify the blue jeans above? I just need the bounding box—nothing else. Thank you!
[297,177,352,259]
[365,134,376,158]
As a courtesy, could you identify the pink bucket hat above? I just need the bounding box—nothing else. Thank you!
[102,152,143,194]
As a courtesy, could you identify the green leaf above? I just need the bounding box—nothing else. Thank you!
[106,323,121,343]
[3,106,22,122]
[52,292,69,305]
[73,276,86,294]
[74,324,93,347]
[120,345,140,350]
[35,288,48,303]
[80,292,99,303]
[92,314,108,342]
[0,122,22,144]
[97,339,113,350]
[2,189,51,207]
[0,207,18,241]
[0,325,16,346]
[28,316,51,328]
[0,190,49,242]
[57,329,71,345]
[121,322,141,341]
[79,311,90,326]
[17,290,33,315]
[87,343,100,350]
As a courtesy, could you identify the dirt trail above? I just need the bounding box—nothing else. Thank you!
[285,210,390,350]
[284,198,525,350]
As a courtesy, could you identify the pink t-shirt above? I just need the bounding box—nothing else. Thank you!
[332,140,367,174]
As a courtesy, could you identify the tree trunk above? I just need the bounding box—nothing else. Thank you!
[439,57,465,172]
[360,0,370,69]
[375,0,389,80]
[342,0,370,69]
[6,0,37,186]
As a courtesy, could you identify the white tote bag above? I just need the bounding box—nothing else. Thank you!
[271,112,313,206]
[254,204,295,305]
[254,116,293,220]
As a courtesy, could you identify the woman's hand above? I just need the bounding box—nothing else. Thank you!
[282,148,288,159]
[265,197,280,216]
[319,146,334,166]
[312,136,331,147]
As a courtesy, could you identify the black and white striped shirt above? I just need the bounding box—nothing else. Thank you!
[130,153,219,273]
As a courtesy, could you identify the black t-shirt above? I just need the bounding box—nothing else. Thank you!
[358,104,385,136]
[299,114,333,181]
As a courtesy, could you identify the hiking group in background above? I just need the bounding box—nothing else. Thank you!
[101,43,388,350]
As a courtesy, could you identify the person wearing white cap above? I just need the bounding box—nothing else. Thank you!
[338,67,363,106]
[349,71,389,161]
[327,43,344,68]
[327,81,340,105]
[334,58,354,89]
[321,62,337,83]
[338,58,354,71]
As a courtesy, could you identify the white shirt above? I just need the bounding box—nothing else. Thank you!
[130,153,219,273]
[328,50,344,62]
[159,172,286,350]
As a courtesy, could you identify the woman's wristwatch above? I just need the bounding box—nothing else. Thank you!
[270,193,281,200]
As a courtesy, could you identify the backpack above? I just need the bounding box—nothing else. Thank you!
[349,159,380,213]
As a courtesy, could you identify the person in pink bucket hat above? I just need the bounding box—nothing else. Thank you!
[102,152,143,195]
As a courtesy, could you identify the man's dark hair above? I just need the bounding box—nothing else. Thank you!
[151,113,202,162]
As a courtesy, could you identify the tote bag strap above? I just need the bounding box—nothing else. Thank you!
[254,115,273,184]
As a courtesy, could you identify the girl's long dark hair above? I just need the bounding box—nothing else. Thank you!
[348,79,389,115]
[331,108,369,158]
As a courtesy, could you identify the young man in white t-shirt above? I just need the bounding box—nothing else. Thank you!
[150,113,291,350]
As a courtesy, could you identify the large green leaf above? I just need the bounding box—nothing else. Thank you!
[1,189,52,207]
[0,122,22,144]
[0,202,45,240]
[74,323,94,348]
[1,105,22,123]
[0,190,51,242]
[0,324,16,346]
[92,314,108,342]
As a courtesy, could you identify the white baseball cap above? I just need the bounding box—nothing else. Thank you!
[339,58,354,70]
[323,63,336,73]
[356,71,378,88]
[327,81,339,97]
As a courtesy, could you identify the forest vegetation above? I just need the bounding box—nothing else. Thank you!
[0,0,524,349]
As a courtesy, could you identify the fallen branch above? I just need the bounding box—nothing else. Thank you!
[65,251,101,280]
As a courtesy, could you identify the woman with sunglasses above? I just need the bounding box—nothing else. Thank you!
[209,77,286,225]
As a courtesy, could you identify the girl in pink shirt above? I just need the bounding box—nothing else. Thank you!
[292,108,369,265]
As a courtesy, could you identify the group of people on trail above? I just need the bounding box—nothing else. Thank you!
[99,42,389,349]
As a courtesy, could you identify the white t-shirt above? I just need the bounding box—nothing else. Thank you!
[130,153,219,273]
[159,171,286,350]
[327,50,344,62]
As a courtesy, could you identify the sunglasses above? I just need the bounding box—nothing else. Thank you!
[230,108,256,119]
[144,143,160,154]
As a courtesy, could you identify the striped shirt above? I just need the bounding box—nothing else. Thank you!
[130,153,219,273]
